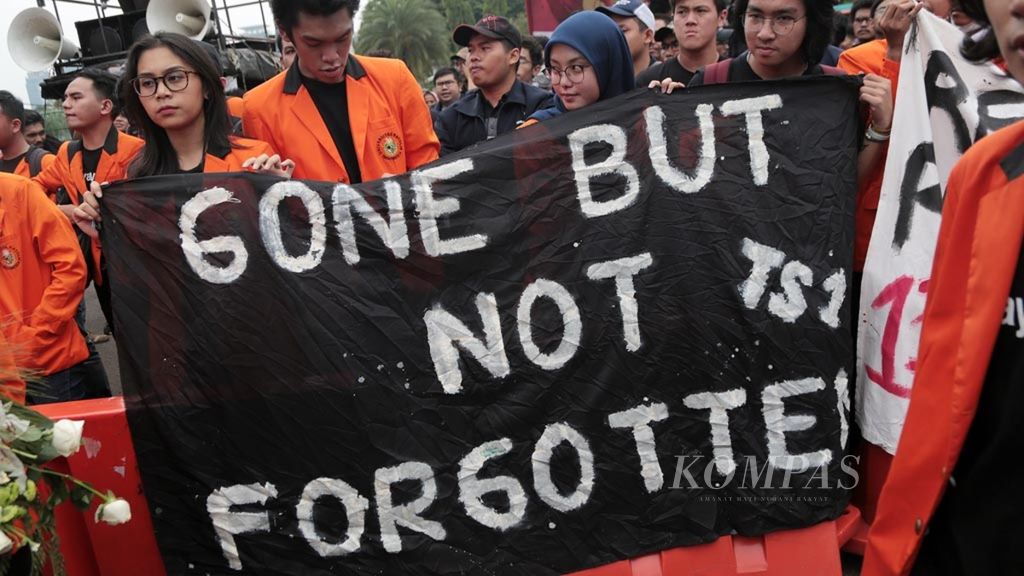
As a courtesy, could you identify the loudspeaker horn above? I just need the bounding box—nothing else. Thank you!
[146,0,212,40]
[8,8,81,72]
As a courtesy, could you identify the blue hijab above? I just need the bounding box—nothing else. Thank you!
[529,11,636,122]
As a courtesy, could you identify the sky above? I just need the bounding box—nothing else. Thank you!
[0,0,297,108]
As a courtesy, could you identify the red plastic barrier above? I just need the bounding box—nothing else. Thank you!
[36,397,166,576]
[844,441,893,555]
[569,506,862,576]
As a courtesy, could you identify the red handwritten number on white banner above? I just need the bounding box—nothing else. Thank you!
[865,275,921,398]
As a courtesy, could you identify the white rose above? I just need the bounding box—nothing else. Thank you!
[0,530,12,555]
[51,419,84,458]
[95,498,132,525]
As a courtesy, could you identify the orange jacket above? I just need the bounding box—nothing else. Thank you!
[202,137,275,172]
[226,96,245,120]
[32,125,145,284]
[862,121,1024,575]
[0,331,26,404]
[8,149,56,179]
[126,137,275,174]
[242,55,439,182]
[0,173,89,378]
[838,39,901,271]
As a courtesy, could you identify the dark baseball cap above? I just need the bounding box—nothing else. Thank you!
[453,15,522,48]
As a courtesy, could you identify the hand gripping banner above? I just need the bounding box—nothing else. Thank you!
[103,77,860,575]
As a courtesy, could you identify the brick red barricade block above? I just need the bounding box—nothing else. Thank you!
[36,397,166,576]
[566,507,859,576]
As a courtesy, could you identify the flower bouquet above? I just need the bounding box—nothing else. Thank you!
[0,401,131,575]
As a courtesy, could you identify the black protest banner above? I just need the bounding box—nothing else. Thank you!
[103,76,860,576]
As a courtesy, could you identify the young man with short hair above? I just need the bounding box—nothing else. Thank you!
[433,67,462,111]
[21,110,61,155]
[31,69,139,396]
[637,0,728,87]
[518,36,544,84]
[597,0,658,79]
[850,0,877,45]
[436,16,554,156]
[654,25,680,62]
[430,67,462,125]
[244,0,438,182]
[0,91,54,179]
[652,13,672,60]
[277,35,297,70]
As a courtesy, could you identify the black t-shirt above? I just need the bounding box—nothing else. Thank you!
[180,161,205,174]
[81,147,102,189]
[0,152,26,174]
[635,56,724,88]
[913,247,1024,575]
[687,53,825,86]
[301,74,363,184]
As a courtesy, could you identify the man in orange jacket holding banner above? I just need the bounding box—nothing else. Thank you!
[0,173,89,404]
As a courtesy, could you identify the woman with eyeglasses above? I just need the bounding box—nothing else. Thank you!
[523,11,636,124]
[73,32,293,237]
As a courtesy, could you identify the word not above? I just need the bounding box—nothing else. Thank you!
[425,253,651,393]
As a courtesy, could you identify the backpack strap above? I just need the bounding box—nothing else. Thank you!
[25,146,48,177]
[701,59,733,85]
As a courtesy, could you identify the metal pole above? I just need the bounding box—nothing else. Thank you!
[93,0,111,57]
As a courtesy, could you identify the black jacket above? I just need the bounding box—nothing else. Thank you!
[436,79,554,156]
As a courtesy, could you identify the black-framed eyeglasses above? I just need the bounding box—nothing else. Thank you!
[131,69,199,97]
[544,64,590,84]
[743,13,805,35]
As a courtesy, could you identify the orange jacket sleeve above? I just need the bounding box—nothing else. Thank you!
[32,144,68,202]
[23,180,87,336]
[242,99,280,156]
[0,332,26,405]
[395,61,440,171]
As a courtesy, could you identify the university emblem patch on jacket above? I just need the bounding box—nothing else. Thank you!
[0,245,19,269]
[376,132,402,160]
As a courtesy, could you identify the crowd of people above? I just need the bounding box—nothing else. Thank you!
[0,0,1020,573]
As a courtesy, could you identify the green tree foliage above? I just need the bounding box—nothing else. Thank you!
[481,0,510,18]
[441,0,476,30]
[356,0,452,80]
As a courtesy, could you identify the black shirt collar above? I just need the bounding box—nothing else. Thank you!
[207,140,232,159]
[1001,140,1024,181]
[68,124,119,159]
[452,79,528,117]
[284,55,367,95]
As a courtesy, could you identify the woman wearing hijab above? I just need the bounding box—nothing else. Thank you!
[524,11,636,125]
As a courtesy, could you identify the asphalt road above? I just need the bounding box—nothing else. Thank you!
[83,284,121,396]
